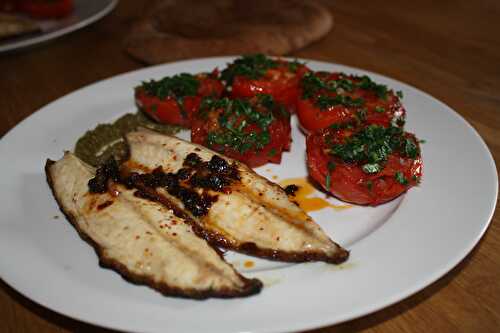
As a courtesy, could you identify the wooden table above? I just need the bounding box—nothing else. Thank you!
[1,1,499,332]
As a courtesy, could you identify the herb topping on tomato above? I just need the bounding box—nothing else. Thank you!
[135,72,223,128]
[307,124,422,205]
[191,94,291,168]
[221,54,309,112]
[297,72,406,133]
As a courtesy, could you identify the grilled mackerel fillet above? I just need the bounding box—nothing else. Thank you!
[45,152,262,299]
[125,130,349,264]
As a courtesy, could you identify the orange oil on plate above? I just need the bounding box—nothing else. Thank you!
[243,260,255,268]
[279,177,352,213]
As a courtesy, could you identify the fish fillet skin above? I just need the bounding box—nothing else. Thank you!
[125,130,349,264]
[45,152,262,299]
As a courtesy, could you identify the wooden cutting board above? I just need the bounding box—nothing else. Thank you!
[125,0,333,64]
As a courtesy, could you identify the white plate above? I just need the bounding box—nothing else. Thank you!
[0,0,117,53]
[0,57,497,333]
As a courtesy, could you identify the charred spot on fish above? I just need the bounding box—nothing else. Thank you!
[97,200,114,210]
[140,173,159,188]
[180,189,217,217]
[88,158,120,193]
[239,242,258,252]
[163,173,179,188]
[122,172,140,189]
[208,155,229,173]
[184,152,203,167]
[190,173,229,192]
[177,168,192,180]
[284,184,299,196]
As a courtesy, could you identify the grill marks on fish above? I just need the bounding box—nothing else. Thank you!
[45,152,262,299]
[125,130,349,264]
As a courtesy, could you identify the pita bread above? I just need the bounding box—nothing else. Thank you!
[125,0,333,64]
[0,14,39,40]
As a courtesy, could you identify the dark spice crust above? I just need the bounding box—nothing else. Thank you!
[45,159,262,300]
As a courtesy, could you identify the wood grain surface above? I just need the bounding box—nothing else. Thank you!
[1,1,499,332]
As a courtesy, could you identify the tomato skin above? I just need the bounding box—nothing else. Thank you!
[229,62,309,113]
[135,89,199,127]
[19,0,74,19]
[296,98,353,133]
[306,128,422,206]
[135,73,224,128]
[297,72,405,133]
[191,97,291,168]
[197,72,224,97]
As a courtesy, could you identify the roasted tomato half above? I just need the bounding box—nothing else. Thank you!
[297,72,406,133]
[135,71,224,128]
[191,94,291,168]
[221,54,309,113]
[307,124,423,205]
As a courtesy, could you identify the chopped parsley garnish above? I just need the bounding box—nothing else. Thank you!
[325,173,331,189]
[329,122,353,131]
[395,172,408,185]
[300,72,389,112]
[301,72,355,99]
[140,73,199,99]
[202,95,278,153]
[391,115,406,127]
[362,163,382,174]
[404,137,418,158]
[301,72,328,99]
[327,160,336,171]
[207,130,270,153]
[220,54,278,85]
[396,90,404,99]
[355,75,389,99]
[375,106,385,113]
[257,93,277,110]
[355,108,368,123]
[288,59,305,73]
[327,125,420,174]
[316,95,365,109]
[268,148,277,157]
[300,72,391,102]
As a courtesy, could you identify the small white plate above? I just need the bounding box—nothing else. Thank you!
[0,57,497,333]
[0,0,117,53]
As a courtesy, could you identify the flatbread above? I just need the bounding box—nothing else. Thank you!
[125,0,333,64]
[0,13,39,40]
